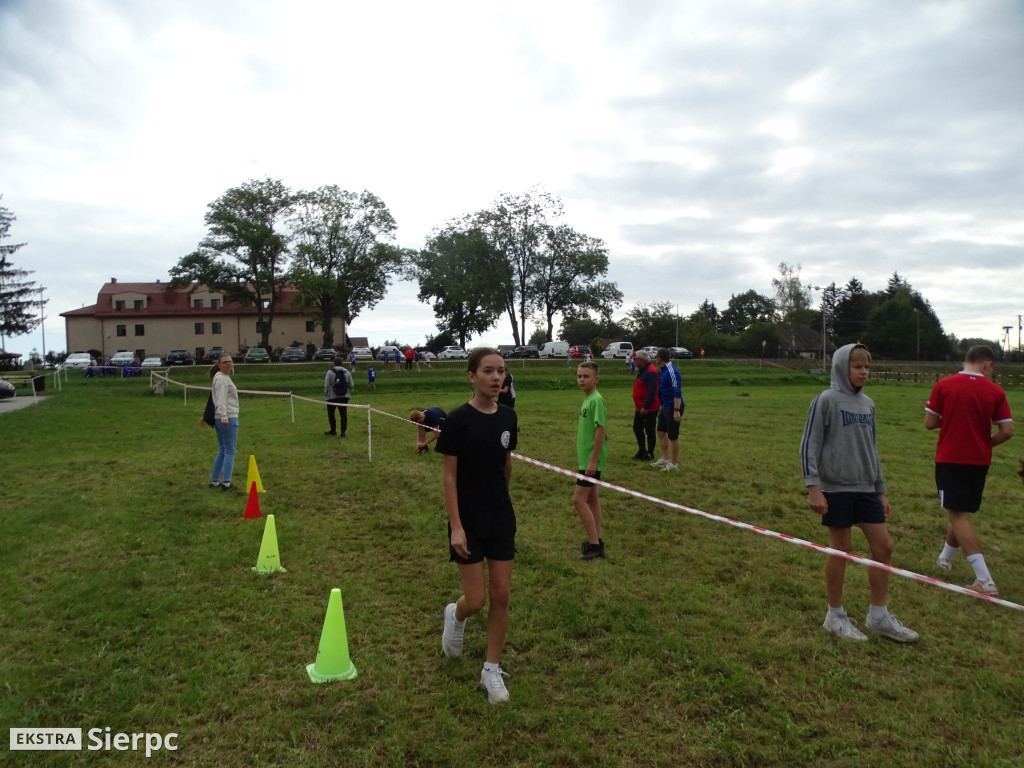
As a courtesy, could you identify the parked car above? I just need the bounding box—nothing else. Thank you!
[539,340,569,358]
[278,346,305,362]
[376,345,402,361]
[108,351,138,366]
[141,357,164,368]
[202,347,226,364]
[415,349,436,362]
[351,346,373,361]
[503,346,539,359]
[313,347,337,361]
[670,346,694,359]
[640,345,661,359]
[166,349,194,365]
[602,341,634,359]
[243,347,270,363]
[568,345,592,359]
[63,352,96,369]
[437,345,467,359]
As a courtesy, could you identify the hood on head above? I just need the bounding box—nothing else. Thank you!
[830,343,866,394]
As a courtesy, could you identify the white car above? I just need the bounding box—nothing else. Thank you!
[64,352,96,369]
[141,357,164,368]
[437,345,467,359]
[351,346,373,361]
[640,345,661,359]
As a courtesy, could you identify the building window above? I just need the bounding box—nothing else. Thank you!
[134,300,144,310]
[195,323,204,335]
[255,321,266,334]
[116,325,126,337]
[261,299,271,309]
[134,324,145,336]
[193,298,203,309]
[212,322,222,335]
[305,321,315,332]
[211,299,221,309]
[115,300,125,311]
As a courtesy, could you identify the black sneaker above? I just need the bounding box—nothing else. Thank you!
[579,542,604,561]
[220,483,234,491]
[324,431,336,436]
[632,451,646,460]
[209,482,221,489]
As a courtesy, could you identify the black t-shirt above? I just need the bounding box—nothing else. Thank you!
[435,402,518,538]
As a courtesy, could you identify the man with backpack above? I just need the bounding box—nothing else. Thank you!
[324,356,355,436]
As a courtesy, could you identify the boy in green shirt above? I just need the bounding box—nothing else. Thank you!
[575,362,608,560]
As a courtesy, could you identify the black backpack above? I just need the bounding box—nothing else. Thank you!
[330,367,349,397]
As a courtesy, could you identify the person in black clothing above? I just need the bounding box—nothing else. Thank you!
[631,350,660,460]
[498,371,515,409]
[411,406,447,452]
[324,357,354,436]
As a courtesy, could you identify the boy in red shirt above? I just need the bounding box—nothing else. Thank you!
[925,346,1014,595]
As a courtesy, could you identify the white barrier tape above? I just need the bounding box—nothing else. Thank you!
[368,407,441,432]
[512,452,1024,613]
[290,394,370,409]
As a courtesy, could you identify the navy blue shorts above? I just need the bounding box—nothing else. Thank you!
[936,463,989,513]
[821,491,886,528]
[449,524,516,564]
[576,469,602,488]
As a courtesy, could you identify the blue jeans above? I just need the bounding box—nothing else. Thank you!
[210,417,239,484]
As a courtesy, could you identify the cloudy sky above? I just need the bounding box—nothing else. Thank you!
[2,0,1023,357]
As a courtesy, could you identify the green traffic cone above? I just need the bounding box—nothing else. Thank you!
[306,588,357,683]
[252,514,286,575]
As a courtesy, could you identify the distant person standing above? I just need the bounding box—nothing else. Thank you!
[574,361,607,560]
[652,348,683,472]
[324,356,354,436]
[367,366,376,392]
[925,345,1014,596]
[631,350,660,461]
[498,371,515,409]
[207,355,239,490]
[349,351,357,368]
[405,347,415,371]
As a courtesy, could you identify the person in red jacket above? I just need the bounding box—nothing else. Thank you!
[631,350,660,461]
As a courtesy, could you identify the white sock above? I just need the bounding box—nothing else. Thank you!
[483,661,499,673]
[939,543,957,561]
[867,605,889,622]
[827,605,846,619]
[966,553,992,582]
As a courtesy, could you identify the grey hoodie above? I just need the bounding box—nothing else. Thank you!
[799,344,886,494]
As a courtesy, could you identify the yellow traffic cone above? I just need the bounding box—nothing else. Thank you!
[252,514,286,574]
[306,588,357,683]
[246,455,265,493]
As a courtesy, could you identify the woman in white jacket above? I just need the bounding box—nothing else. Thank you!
[208,354,240,490]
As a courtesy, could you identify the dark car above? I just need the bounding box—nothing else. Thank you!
[166,349,194,365]
[669,346,694,359]
[313,348,337,361]
[202,347,226,364]
[503,346,539,359]
[279,347,305,362]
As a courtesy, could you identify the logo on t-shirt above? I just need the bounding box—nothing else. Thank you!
[501,430,511,449]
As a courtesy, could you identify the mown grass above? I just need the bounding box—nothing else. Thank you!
[2,359,1023,767]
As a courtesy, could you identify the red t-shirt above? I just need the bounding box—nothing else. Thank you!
[925,371,1012,465]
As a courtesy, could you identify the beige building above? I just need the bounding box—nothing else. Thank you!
[61,278,346,361]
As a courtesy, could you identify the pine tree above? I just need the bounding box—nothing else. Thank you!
[0,201,42,343]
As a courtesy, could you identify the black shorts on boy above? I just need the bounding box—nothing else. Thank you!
[935,463,989,512]
[820,491,886,528]
[576,469,602,488]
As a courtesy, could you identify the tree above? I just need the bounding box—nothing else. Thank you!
[624,301,678,346]
[694,299,720,332]
[771,261,812,325]
[559,310,626,347]
[288,186,404,348]
[474,188,563,345]
[412,226,506,349]
[833,277,875,346]
[170,178,294,349]
[531,224,622,342]
[719,290,776,334]
[0,201,43,344]
[862,279,949,359]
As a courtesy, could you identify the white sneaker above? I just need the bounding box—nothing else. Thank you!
[968,579,999,597]
[480,666,510,704]
[650,457,668,467]
[822,612,868,641]
[441,602,465,658]
[865,613,919,643]
[661,463,678,472]
[936,555,953,572]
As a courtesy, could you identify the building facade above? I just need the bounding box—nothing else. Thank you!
[61,279,346,361]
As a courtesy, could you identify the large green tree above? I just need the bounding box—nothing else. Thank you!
[771,261,813,326]
[412,226,506,349]
[531,224,622,342]
[288,186,404,348]
[833,277,875,346]
[862,278,949,359]
[719,290,776,334]
[170,178,295,349]
[0,200,42,344]
[624,301,679,346]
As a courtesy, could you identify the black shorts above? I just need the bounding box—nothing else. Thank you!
[657,407,682,440]
[576,469,602,488]
[820,491,886,528]
[935,463,989,513]
[448,524,516,564]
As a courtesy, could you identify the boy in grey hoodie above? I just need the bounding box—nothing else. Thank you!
[800,343,918,643]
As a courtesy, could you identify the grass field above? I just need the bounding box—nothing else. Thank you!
[2,358,1023,767]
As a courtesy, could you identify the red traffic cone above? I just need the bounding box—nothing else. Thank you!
[243,481,262,519]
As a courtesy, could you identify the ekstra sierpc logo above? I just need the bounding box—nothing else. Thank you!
[11,727,179,756]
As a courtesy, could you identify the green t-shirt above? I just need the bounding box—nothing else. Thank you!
[577,389,608,471]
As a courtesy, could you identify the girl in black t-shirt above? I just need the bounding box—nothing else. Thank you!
[435,348,518,705]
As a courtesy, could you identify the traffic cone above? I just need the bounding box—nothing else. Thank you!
[246,455,265,493]
[243,482,262,519]
[306,588,357,683]
[252,514,286,574]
